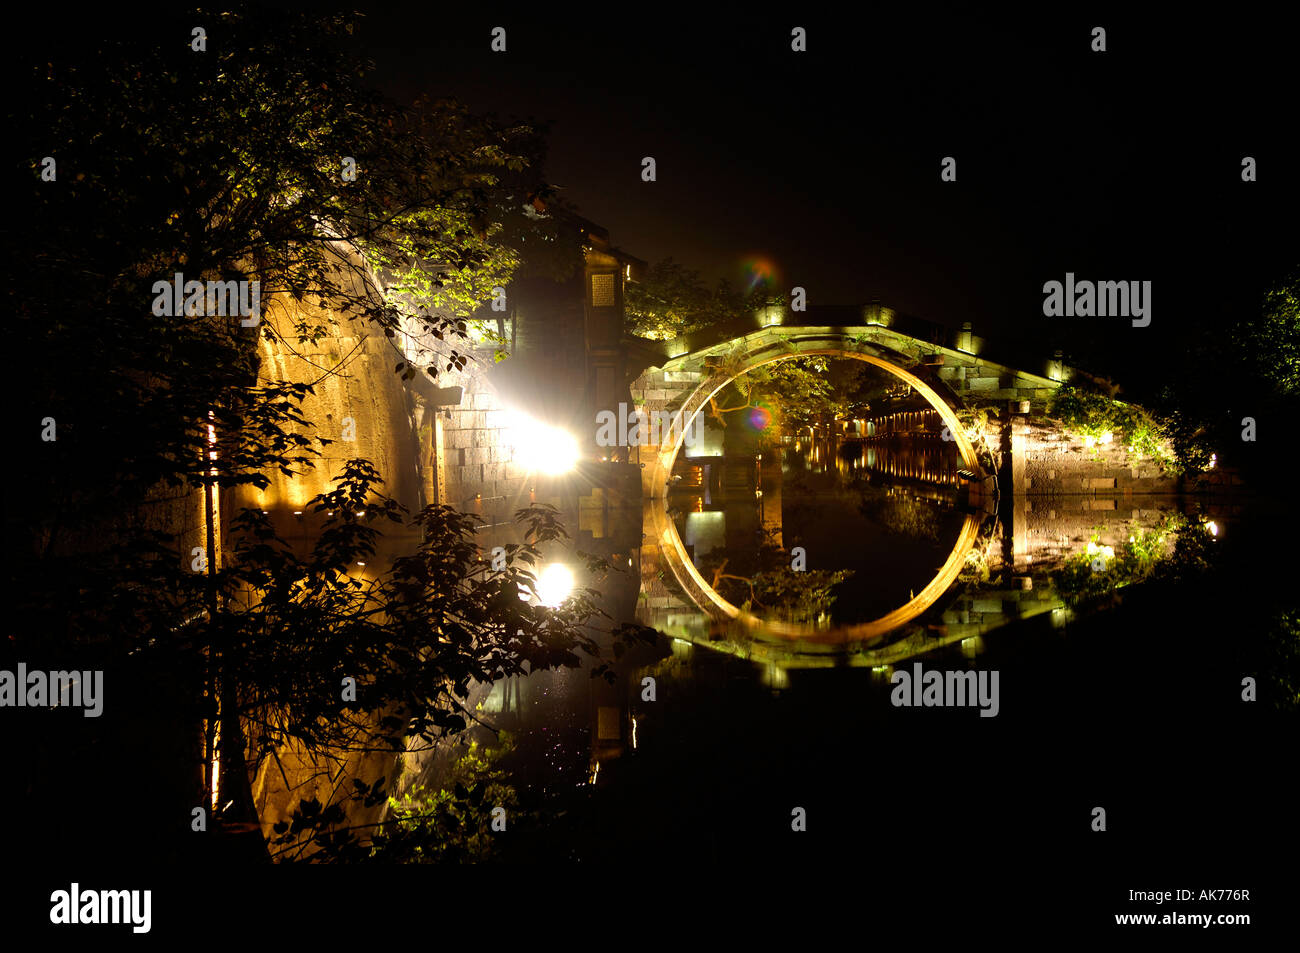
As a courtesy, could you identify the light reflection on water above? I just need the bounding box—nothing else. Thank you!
[669,436,967,625]
[421,437,1243,854]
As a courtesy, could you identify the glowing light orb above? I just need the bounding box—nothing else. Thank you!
[509,412,579,475]
[748,406,772,430]
[536,564,575,607]
[740,256,780,293]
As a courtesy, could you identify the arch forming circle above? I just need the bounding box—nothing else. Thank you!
[650,344,985,645]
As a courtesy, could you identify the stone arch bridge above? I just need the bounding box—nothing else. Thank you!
[627,305,1075,475]
[623,305,1081,664]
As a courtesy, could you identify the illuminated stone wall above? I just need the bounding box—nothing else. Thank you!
[1011,417,1179,500]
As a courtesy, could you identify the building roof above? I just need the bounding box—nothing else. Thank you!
[531,197,646,272]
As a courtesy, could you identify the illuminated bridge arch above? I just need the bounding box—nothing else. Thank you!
[628,315,1068,653]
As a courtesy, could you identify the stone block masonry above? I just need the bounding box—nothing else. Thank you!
[433,369,528,510]
[1011,418,1179,497]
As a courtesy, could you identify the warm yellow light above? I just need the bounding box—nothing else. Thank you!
[209,718,220,811]
[509,412,578,475]
[536,564,575,606]
[1206,520,1218,537]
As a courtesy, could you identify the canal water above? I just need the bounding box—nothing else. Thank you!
[391,359,1289,867]
[670,436,969,624]
[442,458,1282,867]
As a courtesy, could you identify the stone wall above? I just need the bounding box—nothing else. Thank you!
[1011,417,1177,499]
[434,370,527,512]
[939,583,1065,641]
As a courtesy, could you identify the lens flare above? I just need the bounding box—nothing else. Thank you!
[507,411,578,475]
[740,256,780,293]
[748,405,772,430]
[536,564,575,607]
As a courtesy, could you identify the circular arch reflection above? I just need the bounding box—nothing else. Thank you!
[650,347,986,645]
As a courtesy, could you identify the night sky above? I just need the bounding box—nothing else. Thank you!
[337,7,1297,377]
[21,5,1297,376]
[8,5,1297,925]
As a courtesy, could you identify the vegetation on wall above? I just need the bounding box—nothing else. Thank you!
[1047,387,1184,470]
[1050,515,1203,608]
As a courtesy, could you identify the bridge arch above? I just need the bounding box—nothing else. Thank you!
[639,332,992,647]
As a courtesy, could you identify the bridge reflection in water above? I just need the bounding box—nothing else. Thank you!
[451,432,1236,804]
[642,432,980,657]
[635,432,1231,673]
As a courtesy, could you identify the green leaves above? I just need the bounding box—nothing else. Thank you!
[625,256,785,340]
[1248,268,1300,397]
[1048,386,1177,470]
[12,4,613,865]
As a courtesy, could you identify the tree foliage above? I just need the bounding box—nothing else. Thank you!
[1048,387,1180,469]
[1145,267,1300,475]
[14,6,552,546]
[9,5,631,859]
[1243,268,1300,398]
[270,733,523,863]
[625,257,782,340]
[220,462,651,764]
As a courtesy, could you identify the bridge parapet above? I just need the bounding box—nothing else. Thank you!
[630,322,1073,419]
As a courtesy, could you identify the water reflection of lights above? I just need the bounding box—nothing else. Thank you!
[807,432,960,486]
[1086,541,1115,561]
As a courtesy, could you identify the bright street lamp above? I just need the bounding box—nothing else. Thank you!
[535,564,575,607]
[508,411,579,475]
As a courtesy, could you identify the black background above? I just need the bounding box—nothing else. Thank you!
[8,2,1294,940]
